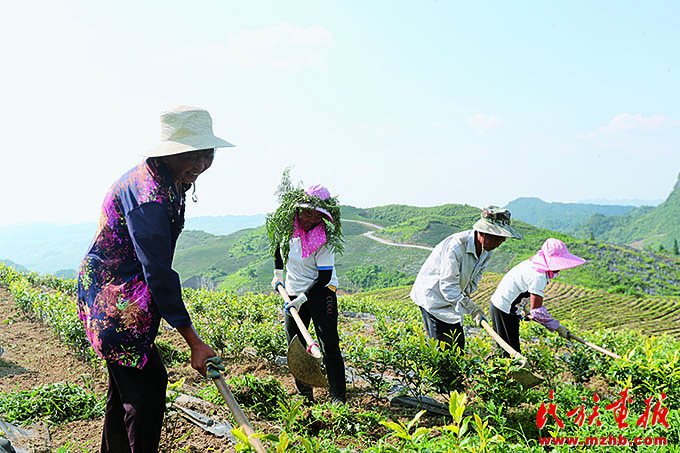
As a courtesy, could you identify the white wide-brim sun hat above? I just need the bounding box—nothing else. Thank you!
[147,105,234,158]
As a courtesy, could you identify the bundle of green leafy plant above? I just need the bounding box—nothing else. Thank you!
[0,381,104,424]
[265,168,344,263]
[227,374,288,418]
[200,374,287,419]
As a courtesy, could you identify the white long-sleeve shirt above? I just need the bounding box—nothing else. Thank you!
[491,259,549,315]
[409,230,491,324]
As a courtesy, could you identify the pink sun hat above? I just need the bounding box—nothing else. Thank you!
[529,238,586,272]
[297,184,333,222]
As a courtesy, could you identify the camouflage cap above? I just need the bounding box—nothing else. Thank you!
[473,206,523,239]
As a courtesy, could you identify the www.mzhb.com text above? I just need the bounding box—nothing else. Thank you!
[539,435,667,447]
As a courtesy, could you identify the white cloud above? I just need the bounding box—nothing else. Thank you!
[595,113,668,135]
[466,114,507,134]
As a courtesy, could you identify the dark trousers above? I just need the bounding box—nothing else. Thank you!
[101,346,168,453]
[489,302,521,356]
[285,287,346,401]
[420,307,465,352]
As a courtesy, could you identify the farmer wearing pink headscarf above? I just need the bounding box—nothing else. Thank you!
[266,181,346,404]
[490,238,586,354]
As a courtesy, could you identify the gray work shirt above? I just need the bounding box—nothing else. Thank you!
[410,229,491,324]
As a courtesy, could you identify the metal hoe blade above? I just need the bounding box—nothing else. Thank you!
[480,319,545,390]
[287,335,329,388]
[512,360,545,390]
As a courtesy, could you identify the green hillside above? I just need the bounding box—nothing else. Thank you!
[354,273,680,338]
[173,227,270,291]
[0,259,27,273]
[175,221,431,294]
[504,197,635,232]
[366,208,680,297]
[174,202,680,297]
[341,203,480,227]
[573,173,680,252]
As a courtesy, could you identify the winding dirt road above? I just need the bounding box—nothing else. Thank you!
[345,219,434,251]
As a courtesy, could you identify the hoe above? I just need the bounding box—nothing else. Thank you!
[206,358,267,453]
[276,285,329,388]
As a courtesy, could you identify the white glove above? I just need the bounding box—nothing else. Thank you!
[284,293,307,313]
[469,304,486,326]
[556,325,570,339]
[271,269,284,291]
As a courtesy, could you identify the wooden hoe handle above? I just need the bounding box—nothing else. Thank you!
[480,318,527,362]
[207,364,266,453]
[525,315,621,360]
[567,333,622,360]
[276,285,322,357]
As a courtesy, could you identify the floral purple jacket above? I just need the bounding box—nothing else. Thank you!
[77,159,191,368]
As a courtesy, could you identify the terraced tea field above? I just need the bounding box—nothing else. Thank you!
[358,273,680,338]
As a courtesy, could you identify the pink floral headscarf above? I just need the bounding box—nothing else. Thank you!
[293,213,327,258]
[293,184,333,258]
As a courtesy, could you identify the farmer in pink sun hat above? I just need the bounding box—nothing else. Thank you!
[490,238,586,355]
[266,176,346,404]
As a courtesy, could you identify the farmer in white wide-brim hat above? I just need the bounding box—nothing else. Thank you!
[77,106,233,452]
[266,180,347,404]
[490,238,586,355]
[410,207,523,352]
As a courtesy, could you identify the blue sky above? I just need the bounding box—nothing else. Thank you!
[2,1,678,225]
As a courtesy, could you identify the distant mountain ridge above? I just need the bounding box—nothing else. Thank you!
[578,198,663,207]
[573,173,680,251]
[185,214,265,236]
[1,259,27,273]
[0,214,266,274]
[504,173,680,253]
[0,223,95,274]
[504,197,636,233]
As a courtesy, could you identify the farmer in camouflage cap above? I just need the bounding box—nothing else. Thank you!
[473,207,522,240]
[410,206,522,352]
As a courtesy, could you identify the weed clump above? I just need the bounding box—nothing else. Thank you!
[0,380,104,425]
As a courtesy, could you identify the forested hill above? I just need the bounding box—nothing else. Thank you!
[503,172,680,255]
[572,173,680,252]
[173,203,680,297]
[504,197,636,233]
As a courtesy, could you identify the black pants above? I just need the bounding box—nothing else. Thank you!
[420,307,465,352]
[490,302,521,356]
[285,287,346,402]
[101,345,168,453]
